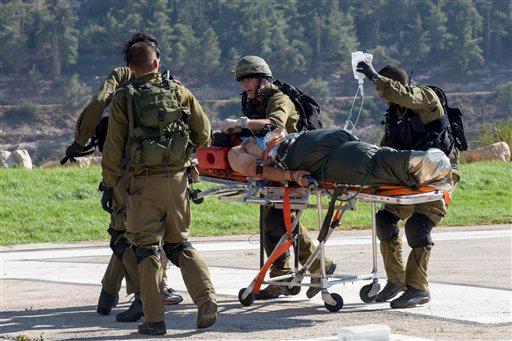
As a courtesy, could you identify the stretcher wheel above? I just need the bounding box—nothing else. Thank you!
[359,283,380,303]
[238,288,255,307]
[324,293,343,312]
[286,285,301,296]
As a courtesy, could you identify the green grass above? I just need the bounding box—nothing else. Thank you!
[1,162,510,245]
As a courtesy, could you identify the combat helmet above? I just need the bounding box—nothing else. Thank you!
[233,55,272,81]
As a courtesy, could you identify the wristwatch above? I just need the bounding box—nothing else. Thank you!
[255,159,264,178]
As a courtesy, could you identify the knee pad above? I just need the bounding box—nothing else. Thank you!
[112,237,131,261]
[133,244,160,264]
[107,228,122,248]
[162,241,192,267]
[405,213,435,248]
[108,229,130,261]
[375,209,400,242]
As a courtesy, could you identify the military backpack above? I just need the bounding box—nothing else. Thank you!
[126,76,192,169]
[272,80,323,131]
[241,80,323,132]
[427,86,468,151]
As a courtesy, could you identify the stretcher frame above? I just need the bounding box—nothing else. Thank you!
[195,175,449,311]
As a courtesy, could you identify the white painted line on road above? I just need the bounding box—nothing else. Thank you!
[3,259,511,325]
[1,229,510,261]
[293,335,430,341]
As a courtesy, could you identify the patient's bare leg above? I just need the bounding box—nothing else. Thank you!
[228,146,258,176]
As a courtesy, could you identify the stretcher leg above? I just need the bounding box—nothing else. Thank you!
[259,205,265,268]
[238,210,304,306]
[359,202,381,303]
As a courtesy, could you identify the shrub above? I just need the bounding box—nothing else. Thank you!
[60,74,91,114]
[477,116,512,148]
[496,81,512,112]
[3,101,41,125]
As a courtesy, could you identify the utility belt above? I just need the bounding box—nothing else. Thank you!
[129,167,185,178]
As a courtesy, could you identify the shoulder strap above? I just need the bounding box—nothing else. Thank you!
[126,84,136,139]
[427,85,448,108]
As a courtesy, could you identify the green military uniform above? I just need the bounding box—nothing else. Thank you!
[73,66,140,297]
[376,75,459,291]
[244,83,333,278]
[102,72,215,323]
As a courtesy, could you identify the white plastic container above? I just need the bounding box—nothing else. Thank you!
[351,51,374,83]
[338,324,391,341]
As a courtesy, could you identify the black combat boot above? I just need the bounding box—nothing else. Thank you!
[255,284,289,300]
[197,300,217,329]
[97,288,119,315]
[138,320,166,335]
[375,281,407,302]
[390,285,431,308]
[306,261,337,299]
[116,294,144,322]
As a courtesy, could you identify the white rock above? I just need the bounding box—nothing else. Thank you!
[464,141,511,163]
[10,149,33,169]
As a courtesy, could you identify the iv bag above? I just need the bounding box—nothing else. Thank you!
[351,51,374,83]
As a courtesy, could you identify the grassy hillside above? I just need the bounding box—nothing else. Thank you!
[0,162,510,245]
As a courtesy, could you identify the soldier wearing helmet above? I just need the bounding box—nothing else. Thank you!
[224,56,336,300]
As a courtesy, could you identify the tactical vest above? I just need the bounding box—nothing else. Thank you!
[383,106,455,156]
[125,78,192,169]
[241,88,277,120]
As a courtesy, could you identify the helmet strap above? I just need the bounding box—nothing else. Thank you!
[256,75,265,97]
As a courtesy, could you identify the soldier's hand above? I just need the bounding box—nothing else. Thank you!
[65,142,84,163]
[98,182,114,213]
[289,170,311,187]
[356,61,379,82]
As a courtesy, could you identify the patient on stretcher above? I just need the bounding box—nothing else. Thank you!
[227,128,453,189]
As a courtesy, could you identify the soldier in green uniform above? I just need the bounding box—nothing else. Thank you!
[65,32,182,320]
[101,42,217,335]
[223,56,336,300]
[356,61,459,308]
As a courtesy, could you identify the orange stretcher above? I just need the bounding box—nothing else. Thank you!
[194,165,452,312]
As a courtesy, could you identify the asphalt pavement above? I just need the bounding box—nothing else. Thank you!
[1,224,511,340]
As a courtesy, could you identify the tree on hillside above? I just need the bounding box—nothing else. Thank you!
[1,0,511,94]
[25,0,79,79]
[476,0,512,67]
[0,0,32,75]
[423,1,453,66]
[198,28,221,79]
[401,14,430,65]
[166,24,200,77]
[143,0,173,69]
[443,0,484,73]
[60,74,91,114]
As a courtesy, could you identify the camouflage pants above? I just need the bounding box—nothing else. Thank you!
[380,170,458,291]
[261,206,333,277]
[125,171,215,322]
